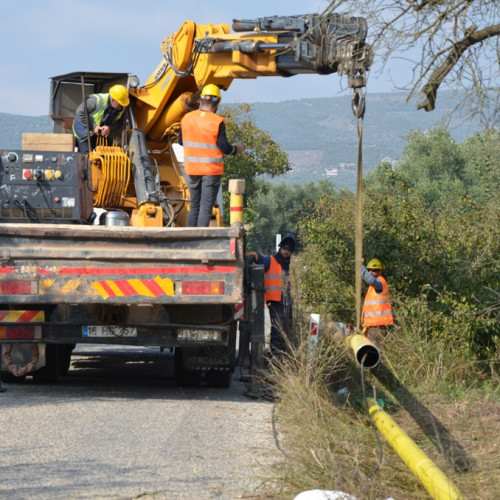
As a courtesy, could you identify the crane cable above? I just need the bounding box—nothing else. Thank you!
[353,89,385,476]
[352,86,366,331]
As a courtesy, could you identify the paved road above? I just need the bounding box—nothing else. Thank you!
[0,346,279,499]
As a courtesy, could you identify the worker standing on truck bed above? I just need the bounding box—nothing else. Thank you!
[361,258,394,348]
[250,233,296,358]
[178,84,244,227]
[73,84,130,154]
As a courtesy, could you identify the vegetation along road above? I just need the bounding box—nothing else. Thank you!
[0,345,280,499]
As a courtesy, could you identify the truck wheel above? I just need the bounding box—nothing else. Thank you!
[32,344,61,383]
[206,369,232,389]
[174,348,201,387]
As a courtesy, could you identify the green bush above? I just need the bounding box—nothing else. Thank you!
[297,128,500,382]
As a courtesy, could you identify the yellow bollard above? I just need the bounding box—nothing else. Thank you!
[367,398,464,500]
[228,179,245,226]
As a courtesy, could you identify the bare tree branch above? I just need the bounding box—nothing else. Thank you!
[418,23,500,111]
[325,0,500,126]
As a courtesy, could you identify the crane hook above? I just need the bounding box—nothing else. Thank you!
[351,87,366,119]
[350,73,366,119]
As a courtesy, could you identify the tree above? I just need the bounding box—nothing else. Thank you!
[323,0,500,126]
[297,127,500,375]
[246,179,338,253]
[366,126,500,208]
[219,104,291,223]
[367,127,467,209]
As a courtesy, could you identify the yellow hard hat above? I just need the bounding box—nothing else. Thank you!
[109,84,130,107]
[201,84,221,101]
[366,258,385,270]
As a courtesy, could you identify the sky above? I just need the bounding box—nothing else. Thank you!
[0,0,405,116]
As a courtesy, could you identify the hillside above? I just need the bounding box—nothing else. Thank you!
[0,92,480,191]
[249,91,481,190]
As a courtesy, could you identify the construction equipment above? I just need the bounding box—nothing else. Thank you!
[0,11,372,388]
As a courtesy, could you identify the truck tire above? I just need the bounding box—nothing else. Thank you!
[206,369,232,389]
[174,348,201,387]
[1,344,34,382]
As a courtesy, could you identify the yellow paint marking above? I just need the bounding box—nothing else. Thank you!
[92,282,110,299]
[128,279,155,297]
[61,279,82,294]
[155,276,174,296]
[106,280,125,297]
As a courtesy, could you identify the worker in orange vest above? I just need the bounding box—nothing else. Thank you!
[179,84,244,227]
[251,233,296,357]
[361,258,394,348]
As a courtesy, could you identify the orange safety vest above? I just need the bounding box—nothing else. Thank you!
[264,256,282,302]
[181,110,225,176]
[362,275,394,327]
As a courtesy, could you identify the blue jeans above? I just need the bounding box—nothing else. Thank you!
[186,174,221,227]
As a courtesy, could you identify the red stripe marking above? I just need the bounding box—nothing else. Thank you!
[100,281,116,298]
[230,207,243,211]
[0,310,41,322]
[143,279,165,297]
[0,268,17,274]
[115,280,137,296]
[18,310,41,322]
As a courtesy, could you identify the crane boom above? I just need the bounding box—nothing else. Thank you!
[130,12,372,145]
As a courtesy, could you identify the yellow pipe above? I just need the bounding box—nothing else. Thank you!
[348,334,380,369]
[367,398,464,500]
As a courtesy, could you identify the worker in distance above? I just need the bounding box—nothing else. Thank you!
[361,258,394,349]
[250,233,297,359]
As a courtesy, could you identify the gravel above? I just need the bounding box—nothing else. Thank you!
[0,345,281,499]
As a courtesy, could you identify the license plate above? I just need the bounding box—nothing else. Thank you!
[82,325,137,338]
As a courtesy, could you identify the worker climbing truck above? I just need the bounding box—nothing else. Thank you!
[0,11,371,388]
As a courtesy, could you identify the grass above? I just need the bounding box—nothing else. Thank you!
[261,320,500,499]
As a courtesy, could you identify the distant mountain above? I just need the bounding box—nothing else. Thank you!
[0,92,481,191]
[0,113,52,149]
[249,91,481,190]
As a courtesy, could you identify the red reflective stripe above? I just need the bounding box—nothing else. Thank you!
[0,310,42,322]
[142,279,165,297]
[0,268,17,274]
[230,207,243,212]
[99,281,116,298]
[115,280,137,296]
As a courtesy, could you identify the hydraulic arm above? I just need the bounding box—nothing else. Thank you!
[130,12,372,145]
